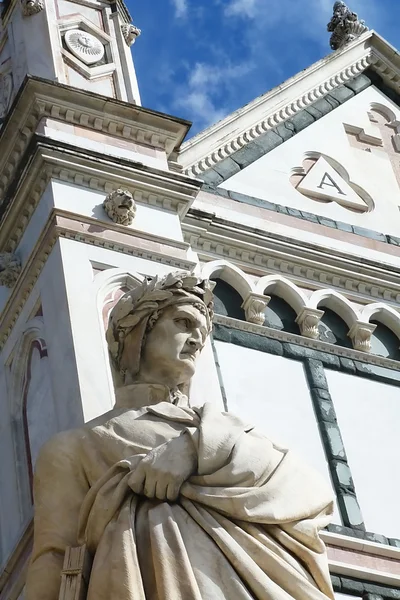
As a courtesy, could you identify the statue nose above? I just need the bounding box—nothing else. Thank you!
[188,337,202,351]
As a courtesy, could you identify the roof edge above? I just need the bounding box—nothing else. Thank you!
[179,31,400,178]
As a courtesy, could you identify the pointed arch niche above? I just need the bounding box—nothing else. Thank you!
[7,318,58,519]
[95,268,144,393]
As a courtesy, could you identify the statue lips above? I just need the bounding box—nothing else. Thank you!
[179,350,197,363]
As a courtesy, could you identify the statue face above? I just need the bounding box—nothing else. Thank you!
[134,303,208,387]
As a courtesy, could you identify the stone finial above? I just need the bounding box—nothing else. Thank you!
[0,253,21,288]
[295,308,325,340]
[348,321,377,352]
[242,294,270,326]
[103,189,136,226]
[121,24,141,47]
[21,0,44,16]
[327,1,368,51]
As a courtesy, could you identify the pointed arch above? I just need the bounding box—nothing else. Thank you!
[369,102,400,129]
[95,268,144,306]
[255,275,307,316]
[309,290,359,328]
[7,318,57,520]
[201,260,254,300]
[361,303,400,341]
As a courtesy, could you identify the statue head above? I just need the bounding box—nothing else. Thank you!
[106,272,214,390]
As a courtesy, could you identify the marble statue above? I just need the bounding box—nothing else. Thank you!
[327,1,368,51]
[26,271,335,600]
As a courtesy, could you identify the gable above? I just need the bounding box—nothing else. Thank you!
[211,84,400,240]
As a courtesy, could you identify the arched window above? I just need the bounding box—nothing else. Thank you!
[264,295,300,334]
[318,309,352,348]
[370,320,400,360]
[213,278,245,320]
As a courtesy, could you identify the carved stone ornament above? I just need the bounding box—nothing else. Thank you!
[0,72,13,122]
[121,23,141,47]
[103,189,137,226]
[64,30,104,65]
[0,253,21,288]
[295,308,325,340]
[21,0,44,16]
[348,321,376,353]
[327,1,368,51]
[242,294,270,326]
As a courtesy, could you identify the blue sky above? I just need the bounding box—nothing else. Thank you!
[128,1,400,139]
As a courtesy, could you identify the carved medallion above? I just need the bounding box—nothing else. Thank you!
[64,30,104,65]
[291,154,372,212]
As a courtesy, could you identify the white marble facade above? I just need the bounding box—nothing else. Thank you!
[2,14,400,600]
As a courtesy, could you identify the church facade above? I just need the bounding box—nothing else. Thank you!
[0,0,399,598]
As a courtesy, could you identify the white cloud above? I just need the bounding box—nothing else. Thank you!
[171,0,188,18]
[174,60,253,129]
[224,0,258,18]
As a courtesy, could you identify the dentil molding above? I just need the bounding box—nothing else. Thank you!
[179,32,400,178]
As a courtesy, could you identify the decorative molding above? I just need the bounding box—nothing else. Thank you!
[213,314,400,372]
[103,189,136,225]
[241,293,270,326]
[295,307,325,339]
[0,77,191,208]
[0,210,196,350]
[0,253,21,287]
[348,321,377,352]
[327,2,368,51]
[0,139,201,255]
[185,218,400,306]
[0,72,13,122]
[178,32,400,179]
[180,54,373,178]
[21,0,44,16]
[121,23,141,47]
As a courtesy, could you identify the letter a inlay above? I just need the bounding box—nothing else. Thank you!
[317,172,346,195]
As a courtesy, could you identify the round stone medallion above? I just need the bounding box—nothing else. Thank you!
[65,29,104,65]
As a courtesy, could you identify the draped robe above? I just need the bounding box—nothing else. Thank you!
[26,384,335,600]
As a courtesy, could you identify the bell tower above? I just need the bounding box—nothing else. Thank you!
[0,0,202,595]
[0,0,141,120]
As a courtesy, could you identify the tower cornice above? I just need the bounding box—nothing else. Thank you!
[0,76,193,215]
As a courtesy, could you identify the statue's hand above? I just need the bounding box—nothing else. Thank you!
[128,432,197,501]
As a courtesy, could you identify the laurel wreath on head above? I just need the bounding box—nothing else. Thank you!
[106,272,215,366]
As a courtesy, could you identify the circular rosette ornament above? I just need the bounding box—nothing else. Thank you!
[65,30,104,65]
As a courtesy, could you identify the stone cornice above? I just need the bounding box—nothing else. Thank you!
[0,76,192,208]
[0,209,197,350]
[184,212,400,306]
[0,137,202,253]
[213,314,400,372]
[179,31,400,178]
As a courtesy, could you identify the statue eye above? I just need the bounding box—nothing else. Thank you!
[175,318,190,329]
